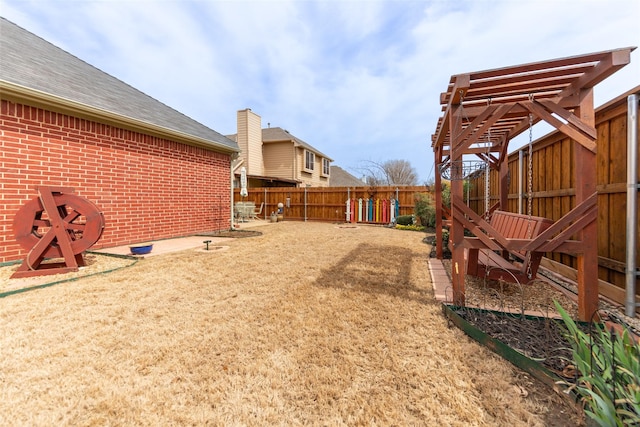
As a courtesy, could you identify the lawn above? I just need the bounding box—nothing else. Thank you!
[0,222,581,426]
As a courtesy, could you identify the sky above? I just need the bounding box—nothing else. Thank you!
[2,0,639,183]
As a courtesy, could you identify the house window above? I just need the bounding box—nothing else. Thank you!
[322,158,330,176]
[305,150,315,172]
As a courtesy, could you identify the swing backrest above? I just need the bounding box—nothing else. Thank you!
[490,210,553,258]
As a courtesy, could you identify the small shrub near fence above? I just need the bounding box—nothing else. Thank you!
[414,192,434,227]
[396,215,413,226]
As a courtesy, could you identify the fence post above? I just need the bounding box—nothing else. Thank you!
[626,93,638,317]
[346,187,350,222]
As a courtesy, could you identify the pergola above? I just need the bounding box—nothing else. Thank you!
[431,48,635,321]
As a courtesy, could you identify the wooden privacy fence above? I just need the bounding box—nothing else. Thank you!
[233,186,427,224]
[465,87,639,306]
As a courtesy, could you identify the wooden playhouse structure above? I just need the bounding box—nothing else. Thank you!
[431,48,635,321]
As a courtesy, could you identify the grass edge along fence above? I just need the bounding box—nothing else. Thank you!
[233,186,428,224]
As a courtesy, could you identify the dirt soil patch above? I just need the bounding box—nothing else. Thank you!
[0,222,582,426]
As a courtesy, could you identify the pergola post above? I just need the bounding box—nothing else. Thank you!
[499,155,509,210]
[574,88,600,321]
[450,104,466,306]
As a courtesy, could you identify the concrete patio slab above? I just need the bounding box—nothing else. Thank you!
[93,235,231,258]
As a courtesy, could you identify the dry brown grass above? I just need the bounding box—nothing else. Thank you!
[0,222,579,426]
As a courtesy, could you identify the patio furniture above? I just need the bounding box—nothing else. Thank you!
[234,202,255,222]
[251,202,264,220]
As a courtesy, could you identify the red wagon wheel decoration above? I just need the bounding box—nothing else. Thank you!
[11,186,105,278]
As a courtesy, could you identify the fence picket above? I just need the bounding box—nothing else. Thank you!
[233,186,427,224]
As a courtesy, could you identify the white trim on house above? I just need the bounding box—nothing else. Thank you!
[321,158,330,177]
[304,150,315,173]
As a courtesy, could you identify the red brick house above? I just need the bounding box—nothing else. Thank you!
[0,18,239,263]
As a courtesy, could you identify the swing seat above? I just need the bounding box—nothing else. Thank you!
[465,210,553,284]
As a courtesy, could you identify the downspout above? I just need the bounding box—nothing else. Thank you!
[230,153,238,230]
[626,93,638,317]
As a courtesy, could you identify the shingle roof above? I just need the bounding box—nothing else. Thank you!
[262,127,333,160]
[0,18,238,153]
[329,166,364,187]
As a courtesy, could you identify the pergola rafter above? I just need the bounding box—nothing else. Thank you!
[431,47,635,321]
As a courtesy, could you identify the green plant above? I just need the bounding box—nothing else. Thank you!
[441,228,450,249]
[395,224,425,232]
[441,180,451,209]
[414,192,435,228]
[396,215,413,226]
[554,301,640,426]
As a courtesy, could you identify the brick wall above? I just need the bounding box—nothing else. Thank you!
[1,100,232,263]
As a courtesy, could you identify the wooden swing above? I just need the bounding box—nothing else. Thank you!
[431,48,635,321]
[463,112,553,284]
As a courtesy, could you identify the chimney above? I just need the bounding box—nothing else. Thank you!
[236,108,263,176]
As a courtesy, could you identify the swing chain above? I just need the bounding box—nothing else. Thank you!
[527,113,534,223]
[485,129,491,222]
[484,97,492,222]
[526,111,534,279]
[484,96,494,281]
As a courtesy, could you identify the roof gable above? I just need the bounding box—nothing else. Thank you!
[329,166,364,187]
[0,18,238,153]
[262,127,332,160]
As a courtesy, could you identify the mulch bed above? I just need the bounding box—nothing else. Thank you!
[423,235,579,379]
[452,306,591,380]
[423,236,620,387]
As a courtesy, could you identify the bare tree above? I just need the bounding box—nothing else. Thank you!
[385,159,418,185]
[357,159,418,186]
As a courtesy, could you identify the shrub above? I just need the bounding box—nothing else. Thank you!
[414,192,435,228]
[554,301,640,426]
[441,180,451,209]
[396,215,413,226]
[441,228,450,249]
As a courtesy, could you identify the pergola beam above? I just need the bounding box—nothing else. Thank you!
[538,99,597,138]
[452,103,513,160]
[522,100,598,153]
[557,49,632,98]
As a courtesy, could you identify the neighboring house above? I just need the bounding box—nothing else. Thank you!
[0,18,239,263]
[227,109,333,188]
[329,166,365,187]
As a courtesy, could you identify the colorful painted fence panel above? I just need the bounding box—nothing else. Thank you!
[343,198,400,224]
[233,185,427,224]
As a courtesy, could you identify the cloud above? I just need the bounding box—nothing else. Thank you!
[2,0,639,182]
